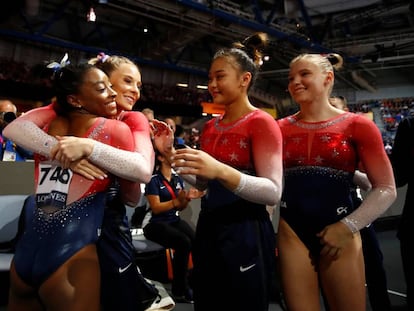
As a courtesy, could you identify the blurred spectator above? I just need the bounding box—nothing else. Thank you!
[142,107,155,122]
[165,117,186,147]
[0,99,33,161]
[384,141,393,155]
[164,117,176,133]
[174,124,186,146]
[189,128,200,149]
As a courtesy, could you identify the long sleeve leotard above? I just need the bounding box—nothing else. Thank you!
[3,104,153,182]
[277,112,396,253]
[13,117,135,287]
[200,109,283,209]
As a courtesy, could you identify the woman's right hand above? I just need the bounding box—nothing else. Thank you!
[175,189,191,211]
[69,158,107,180]
[171,148,222,180]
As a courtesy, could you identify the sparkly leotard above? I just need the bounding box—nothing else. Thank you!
[278,112,392,255]
[192,109,281,311]
[13,117,134,287]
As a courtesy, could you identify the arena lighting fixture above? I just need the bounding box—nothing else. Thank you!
[87,7,96,22]
[196,85,208,89]
[176,83,188,87]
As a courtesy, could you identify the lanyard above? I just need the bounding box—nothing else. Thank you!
[162,179,177,199]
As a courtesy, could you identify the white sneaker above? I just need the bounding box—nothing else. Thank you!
[145,279,175,311]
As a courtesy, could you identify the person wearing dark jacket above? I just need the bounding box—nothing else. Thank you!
[390,115,414,310]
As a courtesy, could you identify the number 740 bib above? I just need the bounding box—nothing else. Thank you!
[36,161,74,210]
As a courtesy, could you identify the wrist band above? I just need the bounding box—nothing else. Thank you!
[341,217,359,234]
[88,141,101,162]
[233,173,247,195]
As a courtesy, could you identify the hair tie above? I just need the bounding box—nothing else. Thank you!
[47,53,70,72]
[97,52,109,63]
[321,53,339,65]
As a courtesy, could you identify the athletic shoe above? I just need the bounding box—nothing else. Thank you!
[145,279,175,311]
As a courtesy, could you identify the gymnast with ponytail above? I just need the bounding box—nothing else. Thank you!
[170,32,283,311]
[277,53,396,311]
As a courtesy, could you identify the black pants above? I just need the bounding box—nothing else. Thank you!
[192,202,276,311]
[400,237,412,310]
[144,219,195,296]
[361,224,392,311]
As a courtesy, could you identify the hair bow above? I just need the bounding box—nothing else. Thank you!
[97,52,110,63]
[47,53,70,71]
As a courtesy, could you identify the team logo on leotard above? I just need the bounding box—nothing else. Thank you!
[36,162,73,210]
[336,206,348,215]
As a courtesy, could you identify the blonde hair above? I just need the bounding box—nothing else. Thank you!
[88,53,139,77]
[290,53,343,73]
[290,53,344,94]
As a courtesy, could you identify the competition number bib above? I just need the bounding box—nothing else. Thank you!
[36,162,73,209]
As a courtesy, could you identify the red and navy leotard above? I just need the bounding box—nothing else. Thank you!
[13,117,134,287]
[278,112,385,255]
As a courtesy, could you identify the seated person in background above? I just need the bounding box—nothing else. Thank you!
[142,107,155,122]
[174,124,186,146]
[143,147,202,304]
[164,117,185,147]
[0,99,33,161]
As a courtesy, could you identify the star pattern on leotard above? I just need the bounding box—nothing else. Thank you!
[239,138,248,149]
[314,155,323,164]
[320,134,331,143]
[229,152,239,162]
[202,136,212,147]
[221,137,229,146]
[295,156,305,164]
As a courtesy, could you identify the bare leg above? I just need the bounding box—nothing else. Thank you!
[277,219,321,311]
[8,260,44,311]
[39,244,101,311]
[320,232,366,311]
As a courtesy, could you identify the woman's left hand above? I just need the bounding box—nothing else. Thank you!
[186,187,206,199]
[51,136,94,168]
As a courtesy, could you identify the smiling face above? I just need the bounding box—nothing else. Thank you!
[75,67,118,117]
[108,63,142,112]
[208,56,248,106]
[287,58,333,105]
